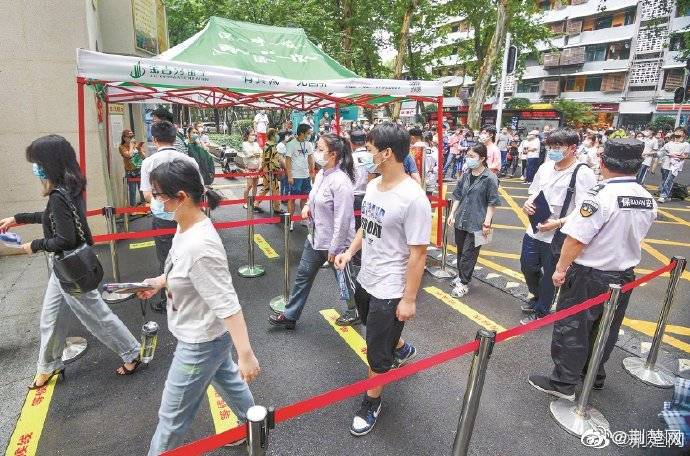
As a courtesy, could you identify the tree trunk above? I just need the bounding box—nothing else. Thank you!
[467,0,509,130]
[391,0,419,119]
[340,0,353,68]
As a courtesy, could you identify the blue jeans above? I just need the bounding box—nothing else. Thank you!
[125,172,140,206]
[444,155,463,178]
[636,164,650,184]
[288,177,312,196]
[283,240,356,321]
[148,333,254,455]
[526,158,540,183]
[520,234,556,316]
[660,168,675,198]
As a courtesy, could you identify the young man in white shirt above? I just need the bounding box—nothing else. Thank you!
[140,121,200,312]
[657,127,690,203]
[335,122,431,437]
[253,109,270,148]
[519,128,596,323]
[522,130,542,183]
[284,123,315,230]
[636,128,659,184]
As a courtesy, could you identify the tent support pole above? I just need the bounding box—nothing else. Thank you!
[335,102,341,135]
[436,96,444,247]
[77,78,87,203]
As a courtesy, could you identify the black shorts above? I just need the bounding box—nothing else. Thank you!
[354,282,404,374]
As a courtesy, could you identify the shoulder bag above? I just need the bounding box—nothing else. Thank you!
[50,188,104,294]
[550,163,586,256]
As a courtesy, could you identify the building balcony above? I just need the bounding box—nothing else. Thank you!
[565,24,635,47]
[540,0,637,24]
[511,92,542,103]
[670,15,690,32]
[522,59,629,80]
[663,50,685,69]
[560,90,623,103]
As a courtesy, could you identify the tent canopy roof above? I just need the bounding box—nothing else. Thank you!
[76,18,441,110]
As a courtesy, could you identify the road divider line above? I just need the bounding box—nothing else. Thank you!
[424,286,506,333]
[320,309,368,365]
[498,187,530,230]
[254,234,279,258]
[206,386,239,434]
[623,318,690,355]
[644,238,690,248]
[480,250,521,260]
[657,208,690,228]
[5,376,58,456]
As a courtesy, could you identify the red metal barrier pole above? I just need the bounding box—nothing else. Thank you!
[77,78,87,203]
[335,102,341,135]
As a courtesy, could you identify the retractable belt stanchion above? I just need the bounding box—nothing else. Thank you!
[122,176,129,233]
[452,329,496,456]
[550,284,621,438]
[269,212,291,313]
[268,172,275,218]
[246,405,275,455]
[623,256,686,387]
[427,199,454,279]
[238,195,265,278]
[104,206,121,282]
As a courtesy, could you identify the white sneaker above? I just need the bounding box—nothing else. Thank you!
[657,197,666,203]
[289,221,294,231]
[451,283,469,298]
[451,276,463,288]
[520,176,526,181]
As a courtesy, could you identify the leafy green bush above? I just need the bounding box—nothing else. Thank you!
[505,97,531,110]
[649,115,675,132]
[552,98,595,127]
[234,119,254,136]
[208,133,243,151]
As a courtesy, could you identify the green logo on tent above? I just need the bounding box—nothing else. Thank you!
[130,61,145,79]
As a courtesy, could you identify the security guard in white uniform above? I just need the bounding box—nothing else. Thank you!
[528,138,657,401]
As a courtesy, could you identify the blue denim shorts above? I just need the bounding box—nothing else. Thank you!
[288,177,312,196]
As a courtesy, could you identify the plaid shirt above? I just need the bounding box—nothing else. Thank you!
[660,377,690,449]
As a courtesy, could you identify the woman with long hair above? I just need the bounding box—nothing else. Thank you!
[119,129,146,206]
[136,159,259,455]
[269,133,360,328]
[0,135,141,388]
[240,130,263,211]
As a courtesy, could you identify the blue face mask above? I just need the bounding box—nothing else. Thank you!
[32,163,47,180]
[361,154,378,174]
[547,148,565,162]
[150,198,175,221]
[466,158,480,169]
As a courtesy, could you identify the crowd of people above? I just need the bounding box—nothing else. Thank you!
[0,103,686,453]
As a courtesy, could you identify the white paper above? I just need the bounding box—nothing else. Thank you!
[473,229,493,247]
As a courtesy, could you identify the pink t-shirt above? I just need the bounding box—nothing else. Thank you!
[486,143,501,173]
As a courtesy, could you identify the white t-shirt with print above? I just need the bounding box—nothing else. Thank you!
[164,218,241,344]
[641,137,659,167]
[526,161,597,243]
[357,176,432,299]
[285,138,314,179]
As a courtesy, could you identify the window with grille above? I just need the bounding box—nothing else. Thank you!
[517,80,541,93]
[543,51,562,67]
[567,19,583,34]
[560,46,586,65]
[540,79,561,96]
[584,75,603,91]
[601,73,626,92]
[586,44,607,61]
[663,69,685,90]
[607,41,631,60]
[595,15,613,30]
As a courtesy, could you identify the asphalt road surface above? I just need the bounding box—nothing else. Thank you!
[1,172,689,456]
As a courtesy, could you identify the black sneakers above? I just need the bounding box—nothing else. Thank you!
[350,395,381,436]
[268,313,296,330]
[528,375,575,401]
[336,309,361,326]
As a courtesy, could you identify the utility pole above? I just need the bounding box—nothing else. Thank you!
[495,32,512,130]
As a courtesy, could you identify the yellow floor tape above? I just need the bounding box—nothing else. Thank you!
[254,234,279,259]
[5,376,58,456]
[623,318,690,355]
[206,386,239,433]
[320,309,368,365]
[129,240,155,250]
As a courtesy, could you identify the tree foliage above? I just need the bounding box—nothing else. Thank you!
[552,98,595,127]
[506,97,531,110]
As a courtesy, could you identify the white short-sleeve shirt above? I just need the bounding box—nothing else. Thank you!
[140,147,200,194]
[357,176,432,299]
[561,177,657,271]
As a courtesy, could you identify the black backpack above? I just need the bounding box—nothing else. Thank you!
[187,142,215,185]
[670,182,689,200]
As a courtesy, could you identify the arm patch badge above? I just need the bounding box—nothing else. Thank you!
[580,200,599,217]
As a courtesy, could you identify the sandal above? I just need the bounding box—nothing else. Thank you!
[116,358,142,376]
[28,369,64,390]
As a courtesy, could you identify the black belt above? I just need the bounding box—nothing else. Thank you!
[571,262,634,276]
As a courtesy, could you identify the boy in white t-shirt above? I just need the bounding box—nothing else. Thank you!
[335,122,431,437]
[253,110,269,148]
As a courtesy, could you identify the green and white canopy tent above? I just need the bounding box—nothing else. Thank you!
[76,17,442,109]
[74,17,446,241]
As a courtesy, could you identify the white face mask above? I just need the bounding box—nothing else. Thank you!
[314,150,329,167]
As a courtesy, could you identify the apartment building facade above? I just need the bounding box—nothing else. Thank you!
[433,0,690,129]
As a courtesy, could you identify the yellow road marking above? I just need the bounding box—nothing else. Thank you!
[657,208,690,228]
[623,318,690,355]
[481,250,521,260]
[509,195,528,200]
[655,220,684,225]
[635,268,671,279]
[129,240,155,250]
[641,242,690,281]
[644,238,690,248]
[499,186,529,191]
[493,223,525,231]
[254,234,278,258]
[658,206,690,213]
[446,244,524,282]
[320,309,368,365]
[498,188,530,229]
[5,375,58,456]
[206,386,239,433]
[424,286,506,332]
